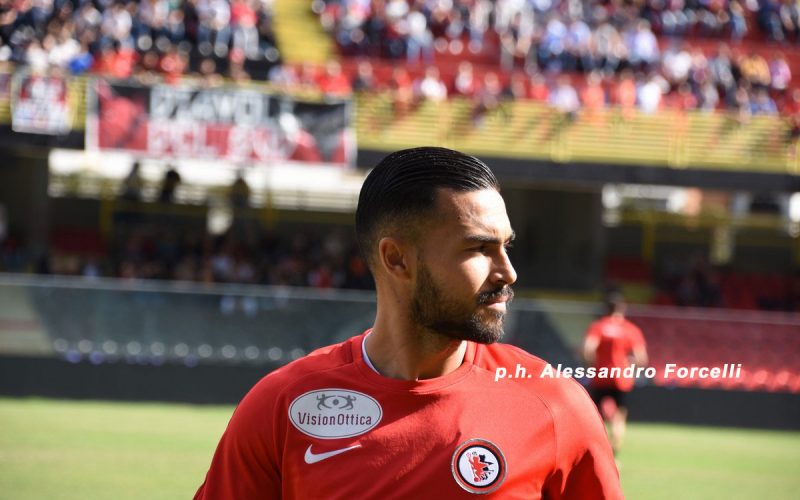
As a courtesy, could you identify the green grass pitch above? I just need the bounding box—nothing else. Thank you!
[0,397,798,499]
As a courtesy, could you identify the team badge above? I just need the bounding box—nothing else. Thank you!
[451,438,507,494]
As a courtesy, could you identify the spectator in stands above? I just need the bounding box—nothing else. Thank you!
[390,66,415,117]
[637,72,668,113]
[661,43,693,87]
[785,89,800,153]
[507,73,529,100]
[351,60,376,92]
[231,0,259,60]
[781,0,800,41]
[697,80,720,111]
[581,71,607,126]
[739,52,772,90]
[136,0,170,47]
[93,41,136,79]
[158,166,182,204]
[197,0,232,57]
[709,45,737,97]
[670,82,699,113]
[298,62,322,92]
[68,39,94,75]
[100,2,135,50]
[499,9,533,72]
[565,14,592,72]
[195,56,225,86]
[616,70,638,119]
[758,0,786,41]
[728,0,749,40]
[25,39,48,74]
[528,73,550,102]
[750,87,778,115]
[4,0,280,83]
[769,53,792,92]
[451,61,477,97]
[591,15,627,76]
[405,6,433,66]
[159,43,189,84]
[660,0,691,37]
[731,84,754,123]
[120,161,143,202]
[471,71,503,126]
[583,292,648,456]
[414,66,448,103]
[268,64,300,90]
[539,14,569,72]
[229,170,251,210]
[318,60,352,96]
[550,74,580,121]
[688,49,711,94]
[627,20,659,71]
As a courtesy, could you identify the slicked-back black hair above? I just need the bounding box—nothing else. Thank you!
[355,147,499,268]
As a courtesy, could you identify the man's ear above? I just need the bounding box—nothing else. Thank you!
[377,236,414,281]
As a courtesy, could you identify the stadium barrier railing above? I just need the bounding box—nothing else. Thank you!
[1,273,798,394]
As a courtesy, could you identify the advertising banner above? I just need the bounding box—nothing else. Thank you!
[11,73,72,135]
[90,80,353,166]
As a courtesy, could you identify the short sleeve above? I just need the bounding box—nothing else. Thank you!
[628,322,646,352]
[543,380,623,499]
[194,381,283,499]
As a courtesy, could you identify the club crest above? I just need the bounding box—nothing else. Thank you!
[451,438,507,494]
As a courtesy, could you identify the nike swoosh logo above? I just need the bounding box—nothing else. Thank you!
[304,444,361,464]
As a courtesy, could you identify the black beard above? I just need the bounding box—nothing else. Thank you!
[410,263,513,344]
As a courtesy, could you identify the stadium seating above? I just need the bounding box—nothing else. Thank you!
[630,307,800,393]
[315,0,798,118]
[29,279,377,366]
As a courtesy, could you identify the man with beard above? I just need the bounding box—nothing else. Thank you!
[195,147,621,499]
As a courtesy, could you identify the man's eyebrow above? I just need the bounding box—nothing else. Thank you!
[463,230,516,244]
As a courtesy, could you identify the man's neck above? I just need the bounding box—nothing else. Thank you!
[365,317,467,381]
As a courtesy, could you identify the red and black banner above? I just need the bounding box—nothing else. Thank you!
[90,80,353,166]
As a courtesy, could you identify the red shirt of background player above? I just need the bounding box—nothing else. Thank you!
[584,315,647,391]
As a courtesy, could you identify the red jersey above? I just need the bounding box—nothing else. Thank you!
[195,332,622,499]
[585,316,646,391]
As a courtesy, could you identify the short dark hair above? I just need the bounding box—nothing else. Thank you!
[605,291,626,315]
[355,147,499,268]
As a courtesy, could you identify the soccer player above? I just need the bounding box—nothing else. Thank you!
[195,147,622,499]
[583,292,648,455]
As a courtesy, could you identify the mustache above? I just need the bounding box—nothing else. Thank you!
[477,286,515,305]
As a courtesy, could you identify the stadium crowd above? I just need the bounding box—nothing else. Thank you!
[0,220,375,290]
[0,0,281,81]
[313,0,798,118]
[653,252,800,311]
[2,0,798,122]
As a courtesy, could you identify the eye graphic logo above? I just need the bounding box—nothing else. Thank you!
[316,393,356,411]
[289,388,382,439]
[451,439,507,494]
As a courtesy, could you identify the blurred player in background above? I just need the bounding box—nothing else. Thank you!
[583,291,649,455]
[195,147,622,498]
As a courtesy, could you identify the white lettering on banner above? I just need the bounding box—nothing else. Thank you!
[227,125,275,162]
[150,86,267,125]
[147,121,219,157]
